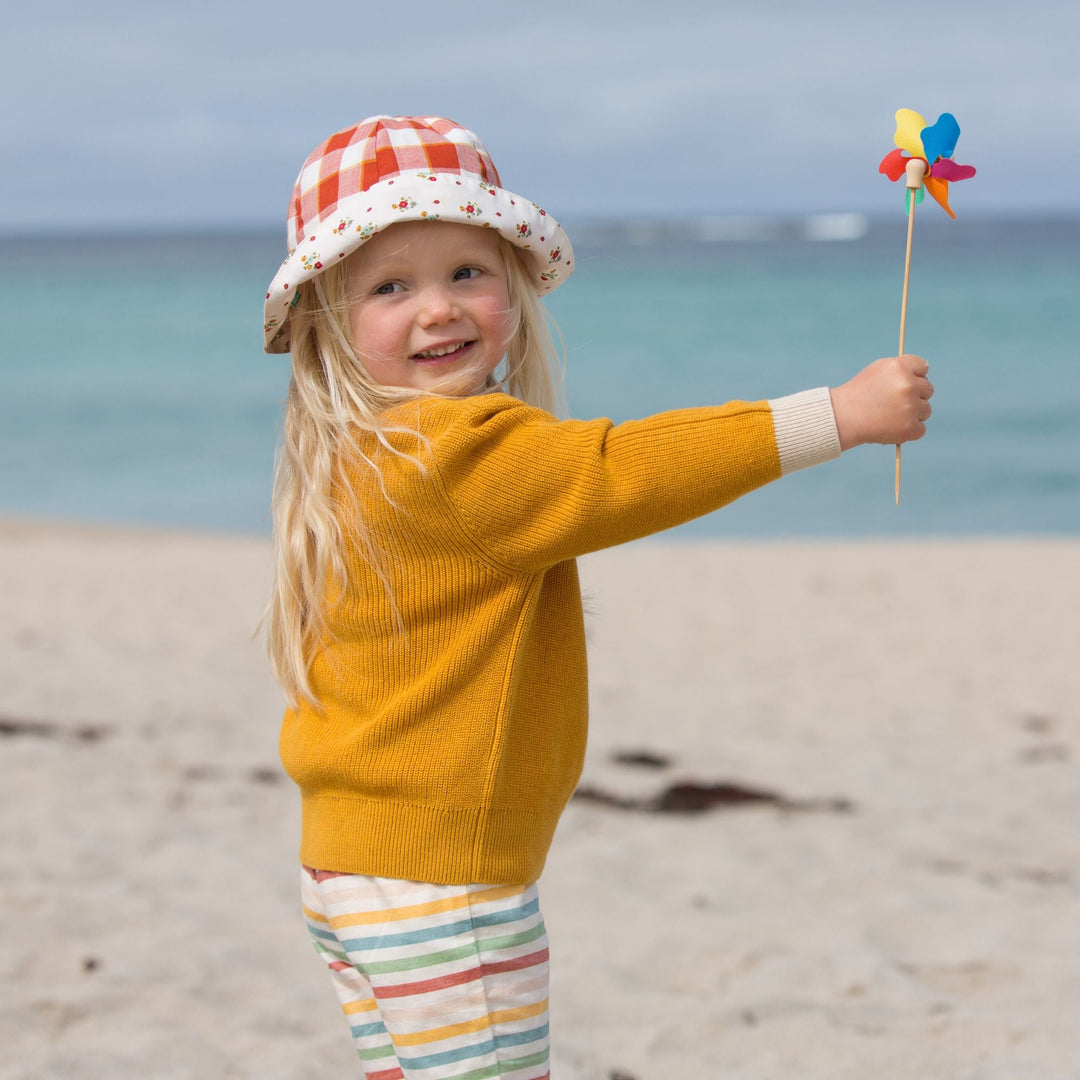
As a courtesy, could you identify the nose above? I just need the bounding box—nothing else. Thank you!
[417,284,460,327]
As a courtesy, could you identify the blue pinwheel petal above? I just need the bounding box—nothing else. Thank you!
[920,113,960,165]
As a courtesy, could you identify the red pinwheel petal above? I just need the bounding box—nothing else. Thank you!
[929,158,976,182]
[878,148,909,181]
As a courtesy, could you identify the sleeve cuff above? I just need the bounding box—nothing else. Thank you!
[767,387,842,476]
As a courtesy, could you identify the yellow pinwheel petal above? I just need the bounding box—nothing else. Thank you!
[893,108,927,159]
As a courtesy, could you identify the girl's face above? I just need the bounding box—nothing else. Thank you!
[344,220,513,395]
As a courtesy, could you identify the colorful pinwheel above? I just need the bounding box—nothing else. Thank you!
[879,109,976,219]
[879,108,976,504]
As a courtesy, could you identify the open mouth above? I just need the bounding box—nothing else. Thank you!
[412,341,473,363]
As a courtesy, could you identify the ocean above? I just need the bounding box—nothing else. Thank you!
[1,215,1077,538]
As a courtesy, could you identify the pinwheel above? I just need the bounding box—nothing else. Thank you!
[879,109,976,219]
[879,109,976,503]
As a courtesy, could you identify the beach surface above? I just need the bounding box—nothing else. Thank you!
[2,518,1078,1080]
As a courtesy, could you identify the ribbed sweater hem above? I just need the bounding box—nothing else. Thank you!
[768,387,842,475]
[297,794,558,886]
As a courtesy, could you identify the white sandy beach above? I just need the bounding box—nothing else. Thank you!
[1,518,1078,1080]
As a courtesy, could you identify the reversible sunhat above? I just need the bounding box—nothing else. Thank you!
[263,115,575,353]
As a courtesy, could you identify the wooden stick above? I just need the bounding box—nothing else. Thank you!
[895,157,927,505]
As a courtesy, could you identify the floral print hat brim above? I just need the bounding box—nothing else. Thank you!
[263,115,575,354]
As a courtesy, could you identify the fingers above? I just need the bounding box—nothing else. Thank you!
[906,382,932,442]
[900,353,930,378]
[899,355,932,396]
[888,354,934,444]
[899,355,933,435]
[909,403,931,441]
[832,354,937,450]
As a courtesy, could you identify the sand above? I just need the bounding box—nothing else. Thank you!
[1,518,1077,1079]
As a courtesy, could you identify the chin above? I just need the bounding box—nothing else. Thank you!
[424,365,493,398]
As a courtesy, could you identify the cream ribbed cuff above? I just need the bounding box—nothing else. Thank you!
[768,387,842,476]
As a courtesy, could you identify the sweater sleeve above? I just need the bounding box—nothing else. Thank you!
[409,391,840,573]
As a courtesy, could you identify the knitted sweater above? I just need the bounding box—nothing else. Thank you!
[280,389,841,885]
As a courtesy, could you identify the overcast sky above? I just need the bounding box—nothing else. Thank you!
[5,0,1077,234]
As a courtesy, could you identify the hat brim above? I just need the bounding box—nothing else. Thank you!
[263,172,573,353]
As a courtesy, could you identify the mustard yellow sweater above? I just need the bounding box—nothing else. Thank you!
[280,389,840,885]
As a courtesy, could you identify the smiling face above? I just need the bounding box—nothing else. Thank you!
[343,221,514,396]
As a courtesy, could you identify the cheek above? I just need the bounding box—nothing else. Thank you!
[347,307,367,348]
[490,306,513,343]
[480,286,514,339]
[350,306,398,359]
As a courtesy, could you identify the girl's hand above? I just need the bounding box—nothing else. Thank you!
[830,354,934,451]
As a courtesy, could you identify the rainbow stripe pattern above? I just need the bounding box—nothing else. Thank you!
[301,868,551,1079]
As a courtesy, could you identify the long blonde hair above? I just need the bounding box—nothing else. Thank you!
[264,232,565,706]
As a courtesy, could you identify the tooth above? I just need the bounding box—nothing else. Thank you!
[418,343,460,359]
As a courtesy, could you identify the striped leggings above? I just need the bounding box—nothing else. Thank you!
[301,867,551,1079]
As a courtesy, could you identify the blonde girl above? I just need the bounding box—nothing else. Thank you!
[262,116,933,1079]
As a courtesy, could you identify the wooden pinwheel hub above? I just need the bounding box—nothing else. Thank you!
[904,157,927,190]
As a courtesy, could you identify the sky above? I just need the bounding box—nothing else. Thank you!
[4,0,1078,235]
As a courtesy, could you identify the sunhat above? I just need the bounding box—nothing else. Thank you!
[263,115,574,353]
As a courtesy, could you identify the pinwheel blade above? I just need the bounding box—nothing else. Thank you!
[893,108,928,158]
[930,158,976,182]
[920,113,961,165]
[879,148,910,181]
[904,186,926,215]
[924,175,955,219]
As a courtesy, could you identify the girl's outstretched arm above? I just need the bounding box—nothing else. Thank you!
[830,354,934,451]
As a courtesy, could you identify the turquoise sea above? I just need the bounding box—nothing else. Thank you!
[1,216,1077,538]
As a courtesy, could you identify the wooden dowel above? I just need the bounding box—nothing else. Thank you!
[895,158,926,506]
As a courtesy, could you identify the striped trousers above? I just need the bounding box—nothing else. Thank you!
[301,867,551,1079]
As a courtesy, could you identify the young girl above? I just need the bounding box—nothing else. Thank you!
[263,115,932,1079]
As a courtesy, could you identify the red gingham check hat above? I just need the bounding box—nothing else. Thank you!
[263,116,574,353]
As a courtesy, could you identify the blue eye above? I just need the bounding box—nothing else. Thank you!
[453,267,481,281]
[374,281,401,295]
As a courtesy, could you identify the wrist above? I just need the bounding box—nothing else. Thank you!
[829,385,860,451]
